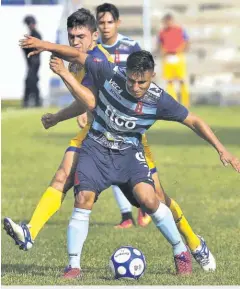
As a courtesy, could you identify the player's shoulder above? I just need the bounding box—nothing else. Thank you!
[142,82,164,104]
[113,65,127,79]
[118,34,138,47]
[88,44,114,62]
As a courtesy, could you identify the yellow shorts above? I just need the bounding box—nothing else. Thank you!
[67,126,157,173]
[162,54,187,80]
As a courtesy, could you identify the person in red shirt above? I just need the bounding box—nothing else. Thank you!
[158,13,190,107]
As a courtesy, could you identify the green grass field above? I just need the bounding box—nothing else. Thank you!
[2,106,240,285]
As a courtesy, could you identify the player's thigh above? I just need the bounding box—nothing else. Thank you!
[74,190,96,210]
[74,138,112,200]
[133,182,160,214]
[152,172,172,207]
[50,150,79,192]
[118,183,141,208]
[175,57,187,80]
[162,61,175,80]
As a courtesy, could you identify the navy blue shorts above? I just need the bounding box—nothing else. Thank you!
[74,137,154,203]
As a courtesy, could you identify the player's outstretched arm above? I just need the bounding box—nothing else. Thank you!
[19,35,88,64]
[41,100,86,129]
[183,112,240,172]
[49,56,96,110]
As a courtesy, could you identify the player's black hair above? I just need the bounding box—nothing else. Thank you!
[96,3,120,21]
[24,15,36,25]
[126,50,155,75]
[67,8,97,33]
[162,13,174,21]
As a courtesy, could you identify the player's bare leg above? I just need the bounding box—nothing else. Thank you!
[4,150,79,250]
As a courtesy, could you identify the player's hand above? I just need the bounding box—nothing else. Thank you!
[41,113,59,129]
[49,56,67,76]
[77,113,88,129]
[19,35,44,57]
[219,150,240,173]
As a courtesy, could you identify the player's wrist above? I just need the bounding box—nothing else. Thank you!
[53,112,62,123]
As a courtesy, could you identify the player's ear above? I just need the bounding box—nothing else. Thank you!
[152,72,156,78]
[93,31,99,42]
[117,18,121,28]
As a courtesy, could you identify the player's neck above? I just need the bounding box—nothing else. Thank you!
[101,33,118,46]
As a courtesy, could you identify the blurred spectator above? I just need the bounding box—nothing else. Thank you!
[22,15,42,107]
[157,13,190,108]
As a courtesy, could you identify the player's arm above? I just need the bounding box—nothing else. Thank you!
[41,100,85,130]
[176,29,189,53]
[156,91,240,172]
[182,113,240,172]
[49,56,96,110]
[19,35,88,65]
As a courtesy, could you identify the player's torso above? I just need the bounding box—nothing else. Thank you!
[69,44,113,82]
[99,34,139,67]
[160,26,185,54]
[90,67,162,149]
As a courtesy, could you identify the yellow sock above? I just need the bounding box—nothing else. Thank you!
[166,82,178,101]
[29,187,64,240]
[170,199,200,251]
[180,82,190,108]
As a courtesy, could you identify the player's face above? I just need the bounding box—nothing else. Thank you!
[126,70,156,98]
[97,12,120,40]
[163,18,174,29]
[67,26,97,53]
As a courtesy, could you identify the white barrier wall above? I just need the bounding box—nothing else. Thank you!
[0,5,64,100]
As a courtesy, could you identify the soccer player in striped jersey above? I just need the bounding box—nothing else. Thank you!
[17,34,240,277]
[96,3,151,228]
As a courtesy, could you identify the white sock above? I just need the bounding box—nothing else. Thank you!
[67,208,91,268]
[112,185,132,213]
[150,203,187,256]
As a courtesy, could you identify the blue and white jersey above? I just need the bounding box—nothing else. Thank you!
[98,33,141,67]
[82,56,188,150]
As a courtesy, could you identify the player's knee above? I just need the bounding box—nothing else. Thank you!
[140,194,159,214]
[74,190,95,210]
[54,168,69,184]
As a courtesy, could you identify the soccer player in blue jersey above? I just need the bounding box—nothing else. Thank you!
[37,5,218,270]
[17,37,240,278]
[80,2,151,228]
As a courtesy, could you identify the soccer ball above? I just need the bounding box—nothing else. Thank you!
[109,246,146,279]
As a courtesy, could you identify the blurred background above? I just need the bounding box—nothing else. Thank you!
[1,0,240,108]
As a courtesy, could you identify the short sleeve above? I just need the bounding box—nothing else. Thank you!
[83,55,116,89]
[183,29,189,41]
[156,91,188,122]
[132,42,141,52]
[158,31,163,44]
